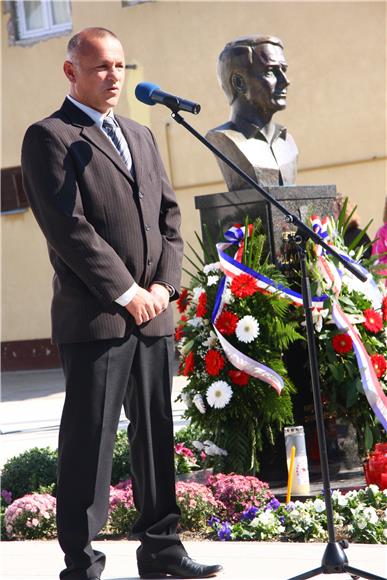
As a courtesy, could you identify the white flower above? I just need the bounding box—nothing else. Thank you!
[203,331,218,349]
[368,484,379,495]
[363,507,378,525]
[181,392,191,407]
[186,317,204,328]
[206,381,233,409]
[191,287,204,303]
[222,288,234,305]
[192,393,206,414]
[203,262,220,274]
[207,275,219,287]
[313,499,326,513]
[235,315,260,343]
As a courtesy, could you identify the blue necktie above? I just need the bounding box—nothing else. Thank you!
[102,116,132,171]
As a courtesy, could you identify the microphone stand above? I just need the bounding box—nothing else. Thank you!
[170,108,384,580]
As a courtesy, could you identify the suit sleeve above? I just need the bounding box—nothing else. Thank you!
[147,128,184,300]
[21,123,135,306]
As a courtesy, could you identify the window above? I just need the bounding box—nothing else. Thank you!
[13,0,72,43]
[1,166,29,214]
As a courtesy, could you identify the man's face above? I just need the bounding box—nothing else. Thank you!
[243,43,289,115]
[64,35,125,113]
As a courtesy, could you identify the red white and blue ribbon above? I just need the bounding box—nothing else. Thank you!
[331,302,387,431]
[211,226,327,394]
[312,215,387,431]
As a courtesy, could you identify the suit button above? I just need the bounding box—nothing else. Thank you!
[145,225,151,231]
[147,259,152,266]
[138,192,144,199]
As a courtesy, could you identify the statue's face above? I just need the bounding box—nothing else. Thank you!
[242,43,289,114]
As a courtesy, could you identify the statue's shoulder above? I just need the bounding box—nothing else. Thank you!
[206,123,248,145]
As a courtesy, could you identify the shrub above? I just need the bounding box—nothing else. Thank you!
[175,481,218,532]
[111,430,131,485]
[1,448,58,499]
[106,479,138,535]
[4,493,56,539]
[207,473,273,522]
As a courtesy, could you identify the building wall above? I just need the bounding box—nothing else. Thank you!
[1,1,386,346]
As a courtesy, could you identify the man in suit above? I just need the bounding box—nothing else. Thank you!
[21,27,222,580]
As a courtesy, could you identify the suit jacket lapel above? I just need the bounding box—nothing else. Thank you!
[60,98,135,185]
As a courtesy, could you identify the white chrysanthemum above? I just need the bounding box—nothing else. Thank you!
[222,288,234,305]
[206,381,233,409]
[192,393,206,414]
[235,315,260,343]
[203,262,220,275]
[191,287,205,303]
[207,275,219,287]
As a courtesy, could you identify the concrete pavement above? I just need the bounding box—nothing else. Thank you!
[1,538,386,580]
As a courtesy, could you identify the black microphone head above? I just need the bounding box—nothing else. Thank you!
[135,82,160,106]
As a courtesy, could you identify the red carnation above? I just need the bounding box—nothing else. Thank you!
[230,274,258,298]
[382,296,387,322]
[196,292,207,318]
[363,309,383,334]
[205,349,225,376]
[177,288,190,313]
[228,369,250,386]
[182,351,195,376]
[332,333,353,354]
[370,354,387,379]
[215,310,239,335]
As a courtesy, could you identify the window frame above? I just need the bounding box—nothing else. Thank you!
[13,0,72,43]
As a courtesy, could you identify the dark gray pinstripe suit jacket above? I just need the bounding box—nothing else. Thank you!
[21,98,183,344]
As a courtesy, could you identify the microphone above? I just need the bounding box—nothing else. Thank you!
[135,82,201,114]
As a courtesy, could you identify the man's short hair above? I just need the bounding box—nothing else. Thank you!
[217,35,284,104]
[67,27,118,60]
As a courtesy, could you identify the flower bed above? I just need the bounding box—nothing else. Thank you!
[2,475,386,544]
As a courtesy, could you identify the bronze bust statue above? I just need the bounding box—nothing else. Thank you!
[206,35,298,190]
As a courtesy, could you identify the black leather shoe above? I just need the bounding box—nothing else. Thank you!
[138,555,223,578]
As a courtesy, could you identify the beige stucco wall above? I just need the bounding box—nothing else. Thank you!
[1,1,386,341]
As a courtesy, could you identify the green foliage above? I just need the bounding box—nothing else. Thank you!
[1,447,58,499]
[111,430,131,485]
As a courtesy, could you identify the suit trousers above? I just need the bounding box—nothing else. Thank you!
[57,332,185,580]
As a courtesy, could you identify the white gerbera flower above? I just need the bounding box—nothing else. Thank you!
[235,315,260,343]
[203,262,220,274]
[207,275,219,287]
[206,381,233,409]
[192,393,206,414]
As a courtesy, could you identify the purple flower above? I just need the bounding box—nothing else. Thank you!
[241,506,259,521]
[279,516,285,525]
[218,521,232,541]
[285,501,296,511]
[266,497,281,511]
[207,515,220,527]
[1,490,12,505]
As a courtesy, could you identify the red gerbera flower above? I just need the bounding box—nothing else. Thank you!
[177,288,190,313]
[215,310,239,335]
[370,354,387,379]
[230,274,258,298]
[182,351,195,376]
[228,369,250,386]
[363,309,383,334]
[196,292,207,318]
[175,325,184,341]
[205,349,225,376]
[382,296,387,322]
[332,333,353,354]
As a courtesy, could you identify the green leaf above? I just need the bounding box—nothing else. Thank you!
[346,382,358,408]
[364,424,374,451]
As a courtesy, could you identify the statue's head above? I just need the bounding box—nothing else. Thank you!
[217,35,289,117]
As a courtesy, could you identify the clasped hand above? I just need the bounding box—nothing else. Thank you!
[125,283,170,325]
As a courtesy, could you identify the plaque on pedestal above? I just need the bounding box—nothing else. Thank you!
[194,184,336,262]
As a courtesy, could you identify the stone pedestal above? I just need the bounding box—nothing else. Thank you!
[194,184,337,262]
